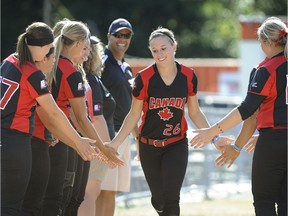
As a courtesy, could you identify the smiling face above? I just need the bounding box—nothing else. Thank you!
[108,29,132,59]
[149,36,176,65]
[73,39,91,65]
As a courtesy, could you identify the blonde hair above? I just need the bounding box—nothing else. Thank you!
[47,20,90,86]
[149,26,177,46]
[52,18,71,37]
[257,16,288,57]
[83,36,104,76]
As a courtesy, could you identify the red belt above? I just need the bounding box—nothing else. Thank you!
[140,134,185,147]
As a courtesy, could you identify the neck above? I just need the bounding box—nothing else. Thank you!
[157,61,176,75]
[61,49,74,63]
[267,46,284,59]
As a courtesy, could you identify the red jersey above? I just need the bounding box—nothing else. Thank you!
[51,57,85,117]
[247,52,287,129]
[1,54,50,134]
[33,111,53,142]
[132,62,197,139]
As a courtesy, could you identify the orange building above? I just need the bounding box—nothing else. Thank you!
[127,58,239,93]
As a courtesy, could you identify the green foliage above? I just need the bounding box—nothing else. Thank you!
[1,0,287,60]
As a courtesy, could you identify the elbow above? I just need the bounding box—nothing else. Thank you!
[237,106,258,121]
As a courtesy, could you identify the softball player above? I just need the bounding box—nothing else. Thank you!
[107,27,213,216]
[191,17,287,216]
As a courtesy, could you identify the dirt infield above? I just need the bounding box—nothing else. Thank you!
[115,193,255,216]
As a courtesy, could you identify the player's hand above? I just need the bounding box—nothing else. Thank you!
[96,144,123,168]
[243,134,258,153]
[74,137,98,161]
[215,144,240,168]
[214,136,235,153]
[190,128,215,149]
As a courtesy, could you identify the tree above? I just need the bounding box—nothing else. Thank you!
[1,0,287,60]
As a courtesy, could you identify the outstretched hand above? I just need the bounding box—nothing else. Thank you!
[95,145,124,168]
[75,137,99,161]
[190,128,214,149]
[214,136,235,153]
[215,144,240,168]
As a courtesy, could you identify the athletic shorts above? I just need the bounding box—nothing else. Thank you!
[101,135,131,192]
[88,158,108,182]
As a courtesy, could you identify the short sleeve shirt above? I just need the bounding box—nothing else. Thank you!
[51,57,85,117]
[1,54,50,134]
[132,62,198,139]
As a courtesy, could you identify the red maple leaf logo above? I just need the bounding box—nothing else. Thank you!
[158,107,173,121]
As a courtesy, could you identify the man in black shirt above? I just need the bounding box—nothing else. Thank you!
[99,18,139,216]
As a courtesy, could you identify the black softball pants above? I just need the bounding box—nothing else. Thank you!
[65,154,90,216]
[139,138,188,216]
[42,141,68,216]
[21,138,50,216]
[252,129,287,216]
[1,128,32,216]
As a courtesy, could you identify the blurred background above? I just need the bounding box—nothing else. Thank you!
[2,1,287,215]
[1,0,287,60]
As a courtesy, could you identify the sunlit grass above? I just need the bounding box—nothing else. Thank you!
[115,193,255,216]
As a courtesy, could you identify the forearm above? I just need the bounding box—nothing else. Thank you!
[189,109,210,129]
[76,116,104,147]
[69,98,104,148]
[111,112,140,149]
[69,108,87,136]
[92,115,111,142]
[131,125,139,139]
[211,108,243,137]
[234,113,257,149]
[37,108,81,150]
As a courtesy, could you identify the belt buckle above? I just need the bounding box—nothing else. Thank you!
[153,139,167,147]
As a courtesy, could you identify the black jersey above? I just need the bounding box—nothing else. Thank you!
[86,73,116,139]
[247,52,287,129]
[133,62,198,140]
[101,48,133,131]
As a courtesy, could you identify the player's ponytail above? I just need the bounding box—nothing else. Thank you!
[257,17,288,58]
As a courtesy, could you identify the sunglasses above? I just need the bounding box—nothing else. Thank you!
[111,32,132,39]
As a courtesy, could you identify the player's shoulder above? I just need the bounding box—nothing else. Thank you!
[138,64,155,75]
[178,63,194,74]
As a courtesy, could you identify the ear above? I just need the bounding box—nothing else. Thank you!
[173,43,177,52]
[74,40,81,48]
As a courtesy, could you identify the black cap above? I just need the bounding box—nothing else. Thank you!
[108,18,133,34]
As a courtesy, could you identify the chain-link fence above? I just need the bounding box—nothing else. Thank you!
[117,95,253,208]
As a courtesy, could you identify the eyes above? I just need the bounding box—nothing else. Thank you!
[82,46,91,52]
[112,32,132,39]
[151,47,167,53]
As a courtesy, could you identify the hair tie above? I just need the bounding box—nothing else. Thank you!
[275,29,288,46]
[26,33,54,47]
[159,31,174,43]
